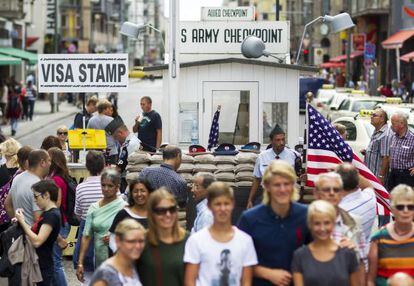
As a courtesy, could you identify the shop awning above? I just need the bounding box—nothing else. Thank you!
[401,51,414,62]
[0,53,22,66]
[0,47,37,65]
[382,29,414,49]
[320,61,345,68]
[330,51,364,62]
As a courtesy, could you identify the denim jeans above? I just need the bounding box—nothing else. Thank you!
[10,118,17,133]
[52,223,70,286]
[72,219,95,272]
[28,100,35,120]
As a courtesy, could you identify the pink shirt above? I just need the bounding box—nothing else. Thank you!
[52,175,67,224]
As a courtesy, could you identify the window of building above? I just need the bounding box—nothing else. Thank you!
[178,102,199,144]
[262,102,288,144]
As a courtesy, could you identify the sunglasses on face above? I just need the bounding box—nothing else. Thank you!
[319,187,342,193]
[395,204,414,211]
[153,205,178,216]
[57,132,68,135]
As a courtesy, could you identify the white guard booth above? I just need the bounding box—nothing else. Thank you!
[144,57,317,149]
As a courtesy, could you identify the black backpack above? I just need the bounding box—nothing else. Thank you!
[65,177,80,226]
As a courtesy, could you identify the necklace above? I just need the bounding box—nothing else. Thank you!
[393,222,413,236]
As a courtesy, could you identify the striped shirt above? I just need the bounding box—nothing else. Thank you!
[74,176,103,220]
[332,208,368,268]
[364,124,391,177]
[339,188,377,242]
[390,129,414,170]
[371,227,414,285]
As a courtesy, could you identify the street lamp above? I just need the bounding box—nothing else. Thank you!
[296,12,354,64]
[120,22,165,48]
[241,36,284,63]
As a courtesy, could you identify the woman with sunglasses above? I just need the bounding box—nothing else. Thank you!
[292,200,360,286]
[367,184,414,286]
[15,180,61,286]
[184,182,257,286]
[108,178,153,254]
[76,168,126,284]
[137,188,188,286]
[56,126,71,162]
[90,219,145,286]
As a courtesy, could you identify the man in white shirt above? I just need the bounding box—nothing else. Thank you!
[246,125,301,208]
[336,163,377,242]
[191,173,216,233]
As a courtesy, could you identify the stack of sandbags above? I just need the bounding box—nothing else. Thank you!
[177,154,195,186]
[214,155,236,188]
[235,152,258,188]
[149,153,163,168]
[126,151,151,183]
[193,154,217,177]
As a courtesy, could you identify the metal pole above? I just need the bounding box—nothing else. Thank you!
[52,0,58,113]
[345,0,352,87]
[396,47,401,82]
[296,16,323,64]
[276,0,280,21]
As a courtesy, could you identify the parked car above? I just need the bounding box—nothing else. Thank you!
[319,88,353,119]
[332,111,375,160]
[328,94,386,122]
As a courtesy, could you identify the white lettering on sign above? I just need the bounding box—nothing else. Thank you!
[201,6,255,21]
[46,0,56,34]
[37,54,129,93]
[180,21,289,54]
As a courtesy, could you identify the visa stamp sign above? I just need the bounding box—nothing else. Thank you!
[38,54,128,93]
[180,21,290,54]
[201,7,255,21]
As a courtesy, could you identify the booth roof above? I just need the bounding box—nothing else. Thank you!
[143,57,319,73]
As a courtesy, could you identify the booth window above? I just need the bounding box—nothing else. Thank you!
[178,102,199,144]
[263,102,288,144]
[212,90,250,145]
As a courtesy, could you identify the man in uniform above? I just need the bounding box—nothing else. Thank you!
[246,125,301,208]
[132,96,162,152]
[106,117,141,192]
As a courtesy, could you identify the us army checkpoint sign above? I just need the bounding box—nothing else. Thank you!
[180,21,290,54]
[38,53,129,93]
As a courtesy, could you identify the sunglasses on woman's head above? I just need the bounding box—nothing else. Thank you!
[395,204,414,211]
[153,205,178,216]
[57,132,68,135]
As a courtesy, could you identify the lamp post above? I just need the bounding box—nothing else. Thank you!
[295,13,354,65]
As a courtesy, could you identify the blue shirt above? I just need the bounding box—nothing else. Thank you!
[139,163,188,206]
[253,147,299,178]
[238,203,311,286]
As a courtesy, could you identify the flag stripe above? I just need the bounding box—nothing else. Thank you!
[306,104,391,215]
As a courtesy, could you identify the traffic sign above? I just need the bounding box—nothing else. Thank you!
[364,43,376,60]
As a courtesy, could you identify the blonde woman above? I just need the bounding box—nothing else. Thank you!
[137,188,188,286]
[367,185,414,286]
[0,138,21,188]
[56,125,71,162]
[90,219,146,286]
[292,200,360,286]
[238,160,311,286]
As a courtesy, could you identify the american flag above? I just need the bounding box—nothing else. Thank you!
[306,104,391,215]
[207,108,220,150]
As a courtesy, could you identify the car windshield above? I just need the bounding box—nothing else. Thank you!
[351,101,379,112]
[364,121,375,138]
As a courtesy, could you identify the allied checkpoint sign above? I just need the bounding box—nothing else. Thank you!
[38,53,128,92]
[180,21,290,54]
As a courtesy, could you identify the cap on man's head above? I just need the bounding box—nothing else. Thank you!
[269,124,285,139]
[105,118,125,136]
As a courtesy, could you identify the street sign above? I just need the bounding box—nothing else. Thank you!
[314,48,324,65]
[201,6,255,21]
[364,43,376,60]
[45,0,56,35]
[180,21,290,54]
[38,54,129,93]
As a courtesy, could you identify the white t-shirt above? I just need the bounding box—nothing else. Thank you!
[184,226,258,286]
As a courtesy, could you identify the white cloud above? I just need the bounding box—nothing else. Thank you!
[164,0,224,21]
